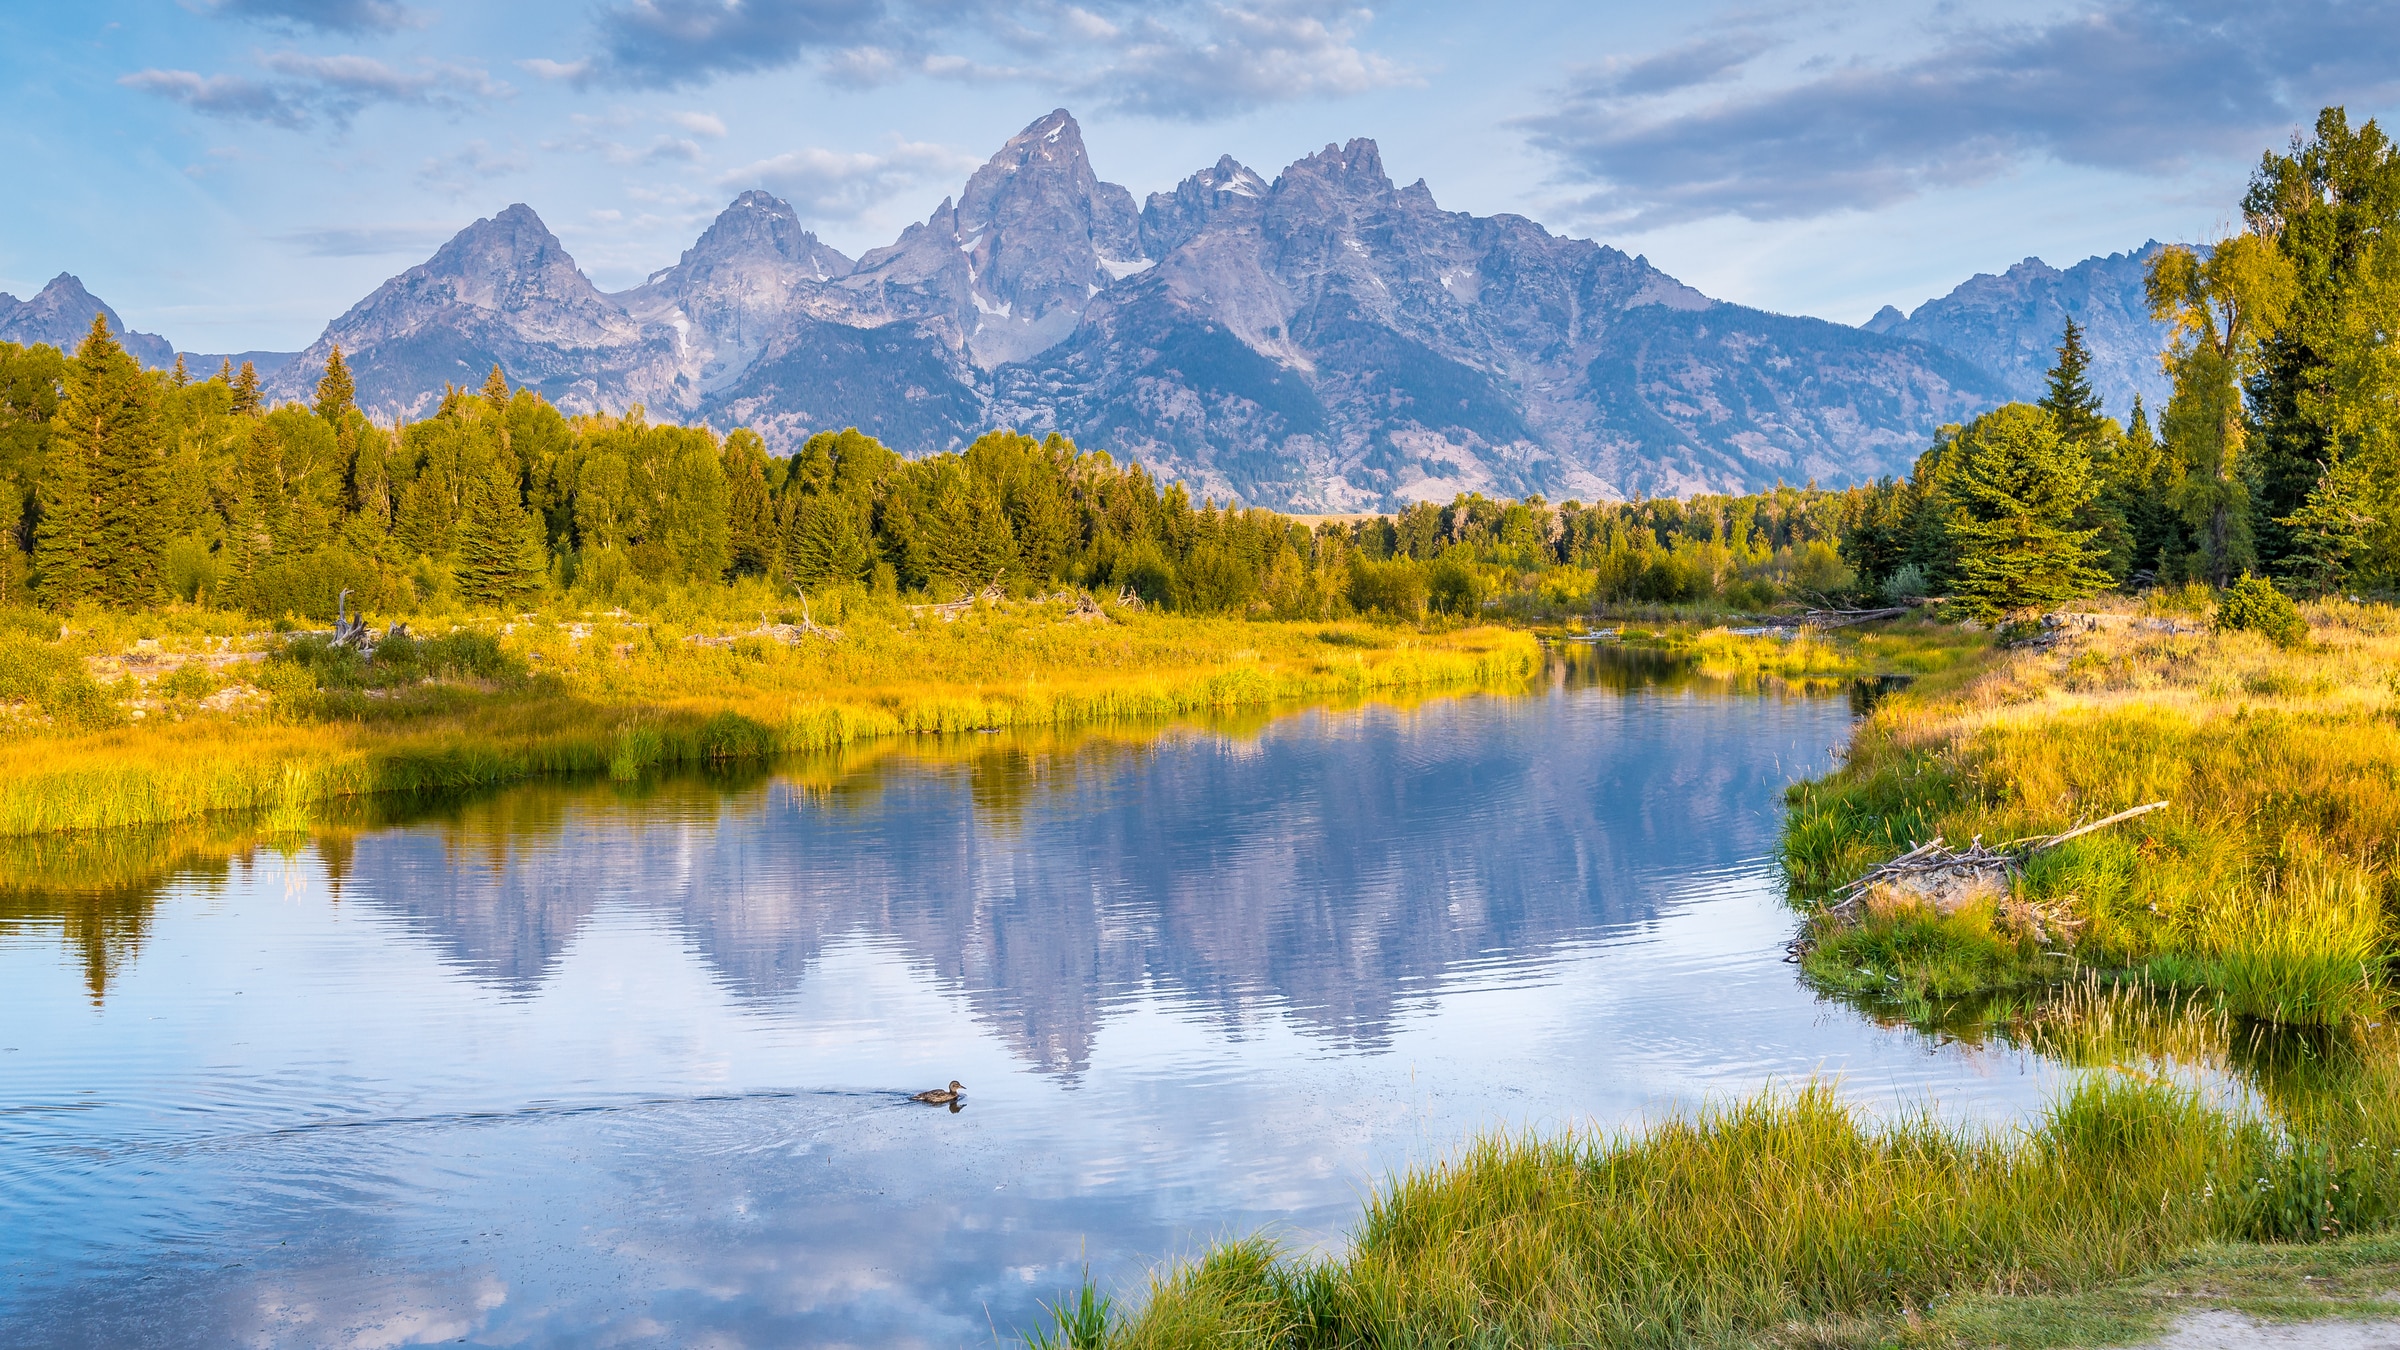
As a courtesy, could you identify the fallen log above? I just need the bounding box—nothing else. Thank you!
[1813,801,2171,937]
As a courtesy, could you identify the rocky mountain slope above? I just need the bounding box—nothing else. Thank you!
[27,110,2182,509]
[1863,245,2172,419]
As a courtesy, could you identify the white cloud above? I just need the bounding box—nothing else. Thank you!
[573,0,1413,117]
[124,50,512,129]
[517,57,594,81]
[665,110,728,138]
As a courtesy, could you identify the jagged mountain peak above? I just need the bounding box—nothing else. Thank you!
[1876,240,2172,416]
[402,203,609,311]
[1281,138,1392,194]
[1140,154,1270,256]
[0,272,177,369]
[841,106,1145,370]
[278,201,641,418]
[673,190,854,280]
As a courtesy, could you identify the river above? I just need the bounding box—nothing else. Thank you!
[0,650,2074,1348]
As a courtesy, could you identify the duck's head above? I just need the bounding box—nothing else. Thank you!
[949,1080,965,1092]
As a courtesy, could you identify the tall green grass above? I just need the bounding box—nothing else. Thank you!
[1065,1070,2400,1348]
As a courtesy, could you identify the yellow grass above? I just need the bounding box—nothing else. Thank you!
[1786,599,2400,1024]
[0,603,1540,835]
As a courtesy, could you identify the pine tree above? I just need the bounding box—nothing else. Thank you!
[2277,454,2381,594]
[725,447,777,577]
[481,364,510,413]
[315,345,355,424]
[1944,403,2111,619]
[216,358,232,384]
[171,354,190,389]
[227,419,284,585]
[34,315,163,608]
[231,361,262,416]
[2038,319,2106,444]
[453,454,544,608]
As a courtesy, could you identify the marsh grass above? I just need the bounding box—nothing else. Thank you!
[0,607,1540,835]
[1067,1069,2400,1349]
[1611,618,1990,684]
[1784,599,2400,1026]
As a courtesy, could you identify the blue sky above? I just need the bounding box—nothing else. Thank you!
[5,0,2396,353]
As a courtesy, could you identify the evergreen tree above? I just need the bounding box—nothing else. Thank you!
[314,345,355,424]
[1943,403,2110,619]
[2103,395,2183,577]
[0,340,67,556]
[453,454,544,608]
[724,430,778,577]
[35,315,163,608]
[784,495,873,587]
[227,419,285,586]
[348,421,393,541]
[216,358,232,384]
[171,354,190,389]
[480,364,510,413]
[2038,319,2106,444]
[230,361,262,416]
[2277,454,2381,594]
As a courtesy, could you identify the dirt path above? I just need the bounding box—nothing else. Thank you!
[2148,1311,2400,1347]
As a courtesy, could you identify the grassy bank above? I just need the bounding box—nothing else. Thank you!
[1783,598,2400,1026]
[1047,1058,2400,1348]
[1595,617,1989,683]
[0,598,1539,836]
[1043,982,2400,1346]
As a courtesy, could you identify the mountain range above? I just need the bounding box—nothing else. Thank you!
[2,109,2176,511]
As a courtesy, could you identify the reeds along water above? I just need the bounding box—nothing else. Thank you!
[0,615,1542,835]
[1781,603,2400,1028]
[1098,1081,2279,1347]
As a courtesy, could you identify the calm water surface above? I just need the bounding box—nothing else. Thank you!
[1,654,2072,1348]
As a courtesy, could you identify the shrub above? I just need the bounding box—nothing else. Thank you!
[1882,562,1931,604]
[2216,573,2308,647]
[1425,558,1478,616]
[0,633,119,728]
[1345,557,1427,620]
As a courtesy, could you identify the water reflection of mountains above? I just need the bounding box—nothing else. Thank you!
[343,681,1849,1074]
[7,655,1857,1073]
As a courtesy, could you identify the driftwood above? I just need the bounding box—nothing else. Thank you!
[909,585,1007,622]
[1802,801,2172,953]
[330,589,374,651]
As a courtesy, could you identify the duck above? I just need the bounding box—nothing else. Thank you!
[911,1080,965,1106]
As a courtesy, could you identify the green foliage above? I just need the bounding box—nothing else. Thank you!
[36,316,162,609]
[1028,1273,1114,1350]
[2039,318,2106,446]
[452,455,546,610]
[2243,107,2400,577]
[0,339,66,555]
[313,345,354,424]
[0,631,117,728]
[2215,573,2309,646]
[1941,403,2111,619]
